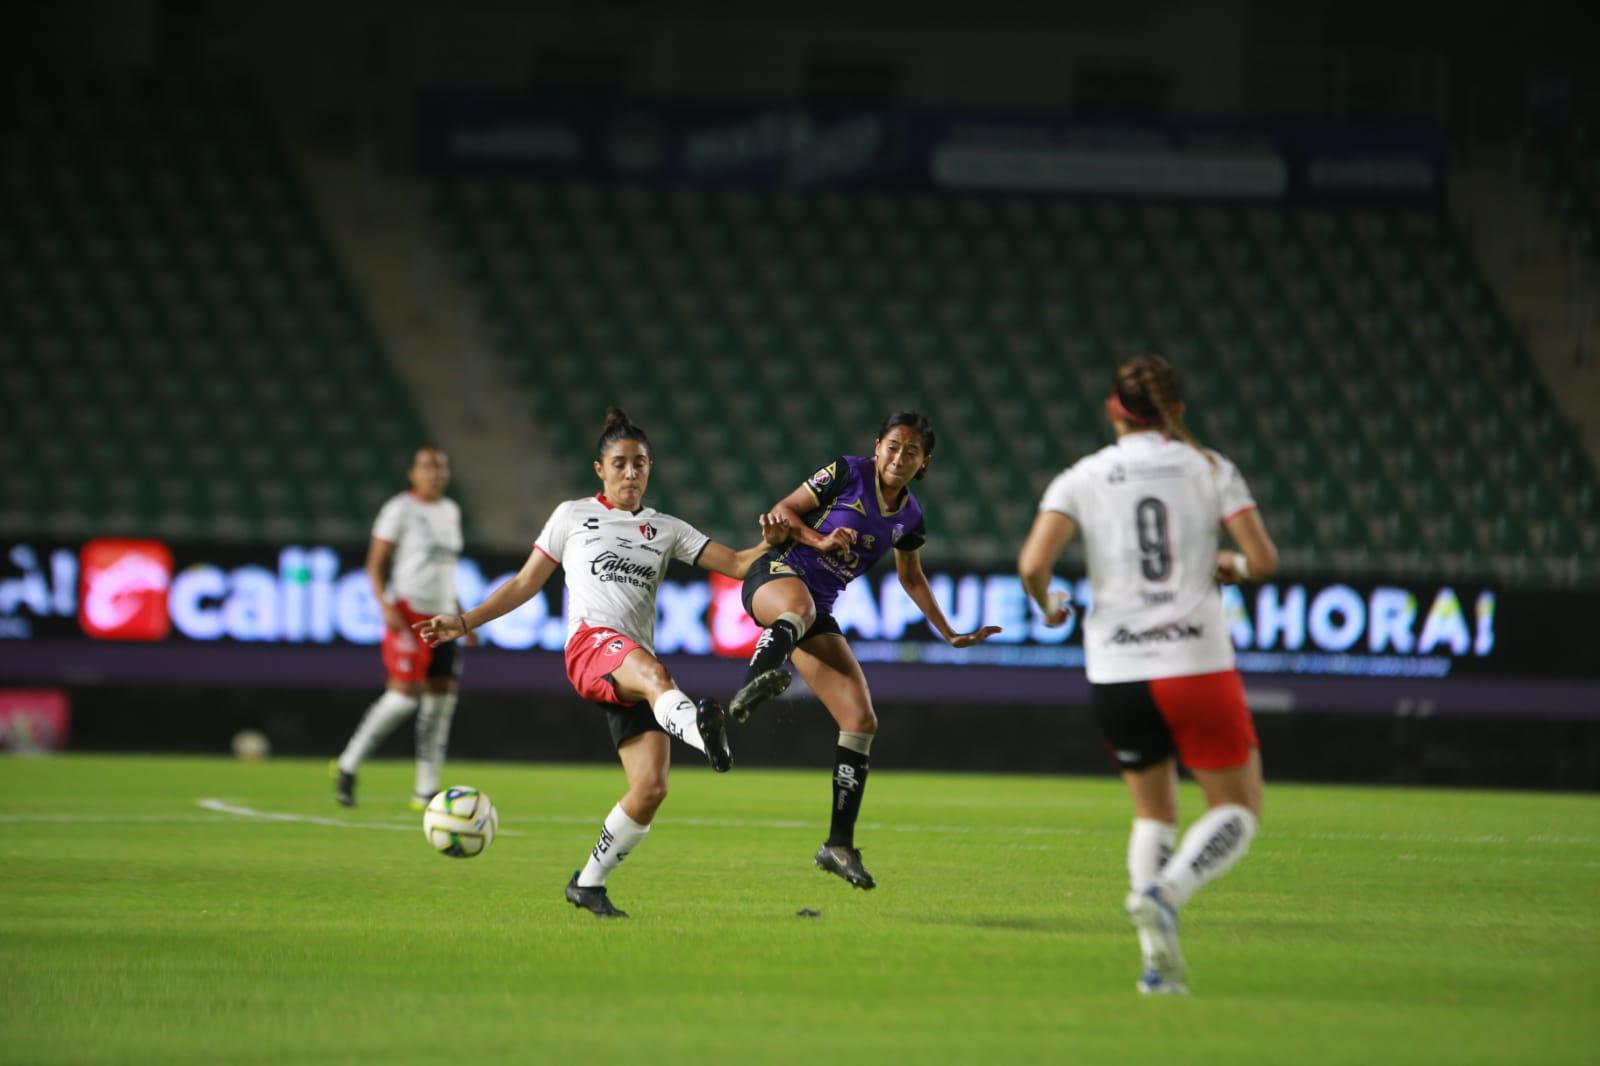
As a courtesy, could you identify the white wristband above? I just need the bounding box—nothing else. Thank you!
[1234,551,1249,579]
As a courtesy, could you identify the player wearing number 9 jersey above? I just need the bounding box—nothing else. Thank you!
[1018,355,1279,996]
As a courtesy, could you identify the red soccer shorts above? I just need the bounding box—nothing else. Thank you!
[381,600,437,683]
[1148,668,1259,770]
[565,623,642,706]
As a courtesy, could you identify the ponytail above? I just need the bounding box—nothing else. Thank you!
[596,406,650,458]
[1115,355,1215,469]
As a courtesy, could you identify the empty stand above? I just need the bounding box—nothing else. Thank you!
[430,178,1600,582]
[0,76,434,544]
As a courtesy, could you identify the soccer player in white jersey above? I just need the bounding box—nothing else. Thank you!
[333,446,471,811]
[415,408,789,918]
[1018,355,1279,995]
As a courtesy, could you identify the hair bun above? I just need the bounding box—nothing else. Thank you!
[604,406,631,430]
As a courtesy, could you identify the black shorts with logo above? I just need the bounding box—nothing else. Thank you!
[1089,680,1177,771]
[739,552,843,642]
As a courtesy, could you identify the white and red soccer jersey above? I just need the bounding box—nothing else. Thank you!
[534,493,710,656]
[371,491,463,615]
[1039,431,1256,685]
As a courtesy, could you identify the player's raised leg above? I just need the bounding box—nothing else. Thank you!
[730,575,814,723]
[792,633,878,889]
[611,647,732,772]
[1158,751,1262,908]
[567,731,672,918]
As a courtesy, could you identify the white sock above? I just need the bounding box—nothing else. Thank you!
[651,689,705,753]
[337,690,419,773]
[838,730,874,755]
[414,691,458,797]
[1128,818,1177,893]
[578,803,651,887]
[1158,804,1259,908]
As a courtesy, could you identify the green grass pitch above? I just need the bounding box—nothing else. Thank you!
[2,754,1597,1064]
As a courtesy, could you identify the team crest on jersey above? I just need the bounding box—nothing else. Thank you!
[606,637,626,655]
[809,463,836,488]
[639,522,658,541]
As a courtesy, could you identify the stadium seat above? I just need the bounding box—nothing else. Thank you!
[1,76,438,543]
[426,176,1600,581]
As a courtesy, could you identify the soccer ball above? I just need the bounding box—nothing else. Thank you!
[422,786,498,858]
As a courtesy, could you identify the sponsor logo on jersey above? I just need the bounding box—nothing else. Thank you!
[589,550,656,588]
[769,561,796,576]
[639,522,658,541]
[1108,622,1204,646]
[809,463,836,489]
[605,637,625,655]
[78,539,173,641]
[1108,464,1126,484]
[582,517,600,530]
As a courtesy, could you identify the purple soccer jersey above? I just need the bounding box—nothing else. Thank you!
[770,455,927,613]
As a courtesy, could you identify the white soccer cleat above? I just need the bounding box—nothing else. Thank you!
[1126,886,1188,994]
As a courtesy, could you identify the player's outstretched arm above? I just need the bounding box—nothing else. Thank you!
[414,545,558,646]
[696,514,793,578]
[1018,511,1078,626]
[894,547,1002,647]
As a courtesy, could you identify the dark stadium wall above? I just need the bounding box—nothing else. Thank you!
[16,1,1304,121]
[58,683,1600,791]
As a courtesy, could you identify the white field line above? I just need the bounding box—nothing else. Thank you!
[2,799,1595,855]
[195,798,526,836]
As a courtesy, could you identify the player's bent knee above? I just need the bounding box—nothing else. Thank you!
[632,781,668,810]
[844,708,878,734]
[643,661,673,692]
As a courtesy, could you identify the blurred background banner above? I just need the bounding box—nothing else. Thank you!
[5,537,1596,700]
[418,93,1444,204]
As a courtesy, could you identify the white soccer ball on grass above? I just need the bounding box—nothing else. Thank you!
[422,786,498,858]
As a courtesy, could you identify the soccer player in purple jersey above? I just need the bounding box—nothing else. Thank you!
[731,411,1001,888]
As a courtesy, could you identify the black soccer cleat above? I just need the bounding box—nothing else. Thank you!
[331,763,356,808]
[728,668,792,724]
[815,843,876,890]
[696,697,734,773]
[566,871,628,918]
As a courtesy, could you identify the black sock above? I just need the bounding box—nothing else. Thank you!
[742,618,799,687]
[827,745,869,847]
